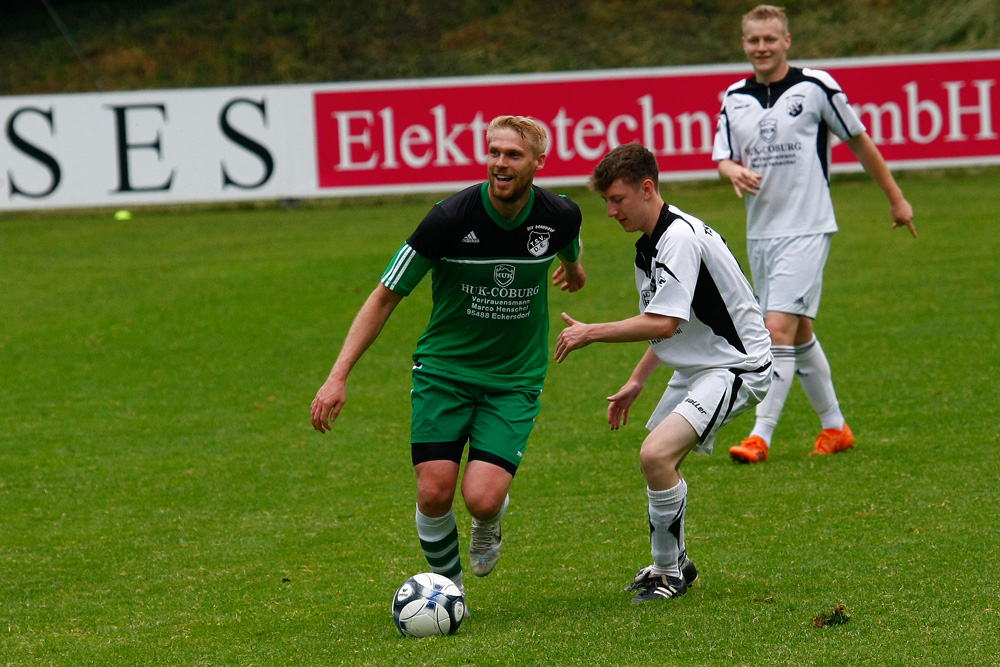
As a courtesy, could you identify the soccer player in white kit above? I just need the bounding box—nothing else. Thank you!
[712,4,916,463]
[555,142,772,601]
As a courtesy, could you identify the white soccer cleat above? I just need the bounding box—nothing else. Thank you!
[469,518,502,577]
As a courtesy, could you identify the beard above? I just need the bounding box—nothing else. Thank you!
[489,173,532,203]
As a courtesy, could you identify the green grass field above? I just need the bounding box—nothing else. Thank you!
[2,168,998,666]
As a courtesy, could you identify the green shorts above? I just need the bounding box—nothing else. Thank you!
[410,367,541,472]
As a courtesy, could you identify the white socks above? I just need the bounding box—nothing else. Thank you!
[750,345,795,445]
[795,336,845,430]
[647,479,687,578]
[751,336,846,444]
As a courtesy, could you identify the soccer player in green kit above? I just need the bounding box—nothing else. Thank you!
[311,116,586,610]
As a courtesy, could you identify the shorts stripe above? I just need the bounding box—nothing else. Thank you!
[699,360,772,441]
[699,393,728,443]
[651,361,772,453]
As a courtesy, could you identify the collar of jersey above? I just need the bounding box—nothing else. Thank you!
[740,66,806,106]
[648,204,677,244]
[480,182,535,230]
[634,204,678,276]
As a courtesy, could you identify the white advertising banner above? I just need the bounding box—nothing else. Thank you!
[1,85,319,210]
[1,50,997,211]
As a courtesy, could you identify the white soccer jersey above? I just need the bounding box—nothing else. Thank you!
[712,67,866,239]
[636,204,771,375]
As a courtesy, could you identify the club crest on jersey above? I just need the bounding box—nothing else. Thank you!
[494,264,515,287]
[758,119,778,143]
[786,95,805,117]
[527,231,550,257]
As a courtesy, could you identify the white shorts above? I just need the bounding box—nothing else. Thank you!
[748,234,832,319]
[646,364,772,455]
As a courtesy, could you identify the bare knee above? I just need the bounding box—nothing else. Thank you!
[417,481,456,516]
[765,312,794,341]
[461,461,513,520]
[461,483,509,520]
[416,463,459,516]
[639,440,679,483]
[639,415,697,490]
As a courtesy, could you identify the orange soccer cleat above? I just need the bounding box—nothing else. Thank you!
[809,423,855,456]
[729,435,769,463]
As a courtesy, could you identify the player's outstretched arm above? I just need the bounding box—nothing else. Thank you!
[555,312,679,363]
[718,159,762,199]
[311,284,403,433]
[846,133,916,238]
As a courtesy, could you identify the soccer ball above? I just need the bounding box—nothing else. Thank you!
[392,572,466,637]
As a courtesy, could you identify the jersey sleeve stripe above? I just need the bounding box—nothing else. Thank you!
[713,108,735,162]
[381,243,418,290]
[802,71,861,138]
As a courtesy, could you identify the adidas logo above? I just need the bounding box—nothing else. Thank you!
[462,231,480,244]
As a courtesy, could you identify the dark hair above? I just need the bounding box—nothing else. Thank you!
[589,142,659,193]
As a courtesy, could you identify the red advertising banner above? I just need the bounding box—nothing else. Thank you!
[313,51,999,192]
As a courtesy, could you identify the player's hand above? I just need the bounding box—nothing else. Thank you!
[607,381,643,430]
[552,264,567,289]
[311,379,347,433]
[552,262,586,292]
[890,198,916,238]
[727,166,762,199]
[554,312,591,362]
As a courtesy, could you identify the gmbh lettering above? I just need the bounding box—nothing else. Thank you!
[312,64,999,191]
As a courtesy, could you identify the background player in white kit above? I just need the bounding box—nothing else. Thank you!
[555,143,771,601]
[713,4,916,463]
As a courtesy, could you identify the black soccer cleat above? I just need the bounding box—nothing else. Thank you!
[625,565,689,602]
[679,552,698,587]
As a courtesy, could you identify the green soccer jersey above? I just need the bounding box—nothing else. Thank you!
[381,182,582,390]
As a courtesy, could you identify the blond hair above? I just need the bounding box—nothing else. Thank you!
[487,116,548,157]
[742,4,789,34]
